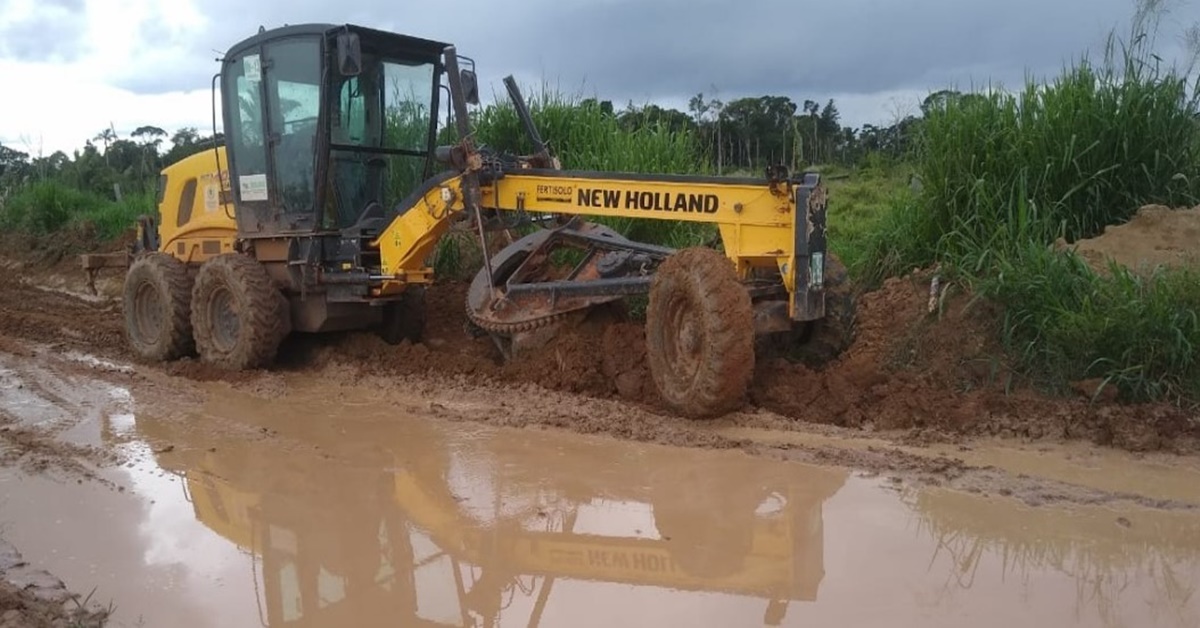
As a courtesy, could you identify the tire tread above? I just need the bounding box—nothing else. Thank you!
[190,253,290,370]
[646,247,755,418]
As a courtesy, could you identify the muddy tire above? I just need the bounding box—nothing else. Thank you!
[646,247,754,419]
[190,253,291,370]
[378,286,426,345]
[789,253,856,366]
[123,252,194,361]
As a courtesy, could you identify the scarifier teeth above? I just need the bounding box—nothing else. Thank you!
[463,299,571,336]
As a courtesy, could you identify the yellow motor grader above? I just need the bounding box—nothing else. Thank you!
[85,23,854,418]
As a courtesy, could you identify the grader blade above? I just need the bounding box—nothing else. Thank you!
[79,252,132,296]
[465,221,673,360]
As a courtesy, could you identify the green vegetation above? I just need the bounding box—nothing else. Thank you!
[980,245,1200,402]
[1,126,218,243]
[859,0,1200,402]
[822,158,914,274]
[863,51,1200,282]
[0,180,152,241]
[463,86,713,248]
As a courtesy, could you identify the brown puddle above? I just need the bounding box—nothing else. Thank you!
[0,365,1199,627]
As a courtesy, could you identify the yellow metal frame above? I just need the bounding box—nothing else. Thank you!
[374,170,811,303]
[155,147,239,265]
[152,152,817,318]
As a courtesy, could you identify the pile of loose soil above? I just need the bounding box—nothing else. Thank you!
[1058,204,1200,276]
[284,269,1195,452]
[748,270,1196,451]
[0,268,127,358]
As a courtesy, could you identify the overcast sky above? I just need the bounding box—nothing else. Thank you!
[0,0,1196,156]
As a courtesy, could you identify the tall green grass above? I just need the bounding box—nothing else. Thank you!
[982,243,1200,402]
[926,60,1197,263]
[867,46,1200,281]
[823,162,914,275]
[0,180,148,240]
[75,192,154,240]
[469,86,704,175]
[859,4,1200,403]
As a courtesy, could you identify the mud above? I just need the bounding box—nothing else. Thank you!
[286,273,1195,453]
[1,215,1199,625]
[0,350,1199,626]
[1061,203,1200,275]
[1,227,1197,458]
[0,538,110,628]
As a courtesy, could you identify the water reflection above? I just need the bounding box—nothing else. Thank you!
[136,409,846,627]
[907,489,1200,628]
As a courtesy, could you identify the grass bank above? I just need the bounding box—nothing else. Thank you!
[859,10,1200,403]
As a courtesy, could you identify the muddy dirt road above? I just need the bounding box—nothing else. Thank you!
[1,336,1199,627]
[0,251,1199,626]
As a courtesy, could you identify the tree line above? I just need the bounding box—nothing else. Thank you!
[0,127,223,201]
[1,91,935,204]
[606,92,928,174]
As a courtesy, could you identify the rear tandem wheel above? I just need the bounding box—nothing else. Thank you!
[189,253,291,370]
[122,252,195,361]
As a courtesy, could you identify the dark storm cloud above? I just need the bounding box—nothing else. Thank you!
[501,0,1141,98]
[116,0,1188,121]
[0,0,88,62]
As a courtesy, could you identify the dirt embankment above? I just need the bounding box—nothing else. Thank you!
[280,264,1192,452]
[0,212,1196,455]
[1059,204,1200,276]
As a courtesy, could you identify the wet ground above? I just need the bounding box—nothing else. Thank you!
[2,337,1200,627]
[0,243,1198,626]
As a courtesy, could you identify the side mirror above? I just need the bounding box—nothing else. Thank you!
[460,69,480,105]
[336,31,362,76]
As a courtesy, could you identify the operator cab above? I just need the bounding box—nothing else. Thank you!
[218,24,477,239]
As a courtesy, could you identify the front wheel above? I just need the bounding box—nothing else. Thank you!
[645,247,755,419]
[190,254,291,370]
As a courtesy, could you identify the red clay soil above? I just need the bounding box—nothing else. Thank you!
[0,228,1195,454]
[748,271,1195,451]
[289,270,1196,452]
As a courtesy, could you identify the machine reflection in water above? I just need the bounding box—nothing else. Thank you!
[139,410,846,627]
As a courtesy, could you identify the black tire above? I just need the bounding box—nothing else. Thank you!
[190,253,291,370]
[123,252,194,361]
[645,247,755,419]
[789,253,856,366]
[378,286,427,345]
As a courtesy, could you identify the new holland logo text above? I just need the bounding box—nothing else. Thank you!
[577,188,719,214]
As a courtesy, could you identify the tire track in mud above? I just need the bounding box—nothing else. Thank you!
[0,343,130,485]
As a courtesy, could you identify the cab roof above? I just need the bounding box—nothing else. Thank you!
[223,23,452,63]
